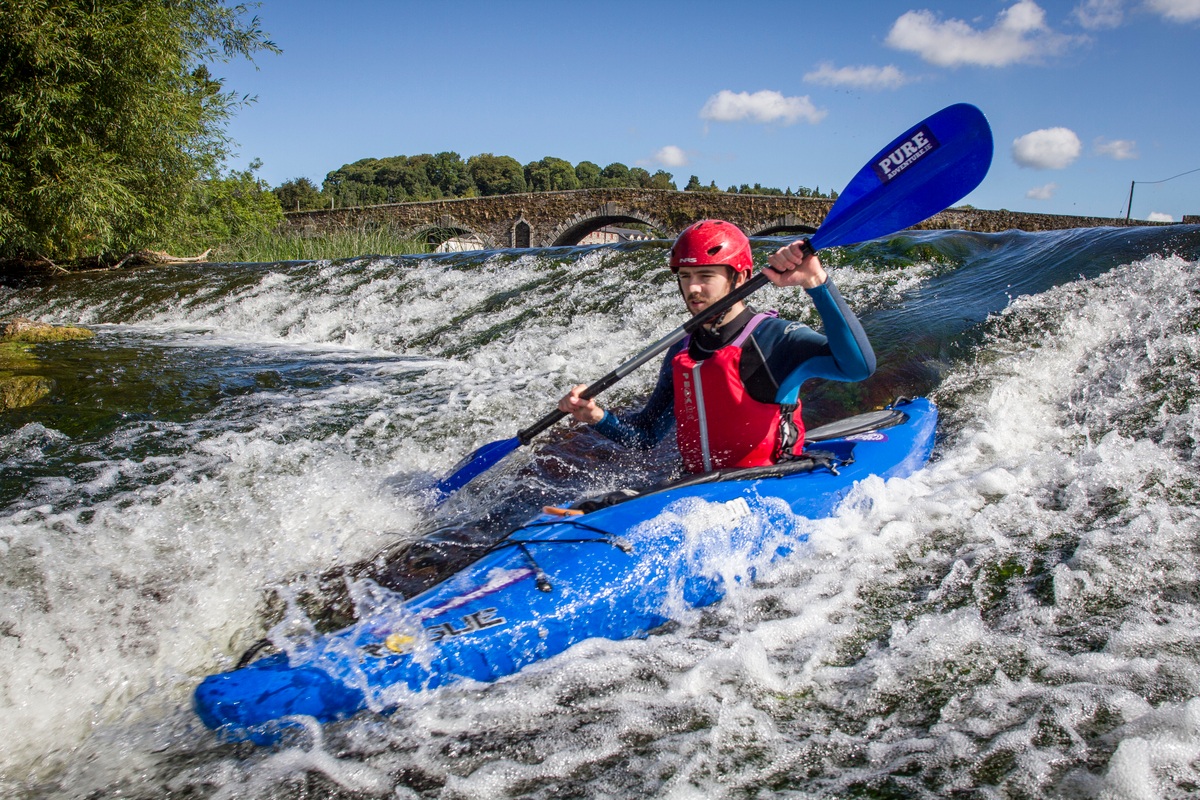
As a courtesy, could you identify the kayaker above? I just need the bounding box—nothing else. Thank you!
[557,219,875,473]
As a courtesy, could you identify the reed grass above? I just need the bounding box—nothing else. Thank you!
[212,224,436,263]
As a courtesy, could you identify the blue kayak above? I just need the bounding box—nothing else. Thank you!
[195,397,938,743]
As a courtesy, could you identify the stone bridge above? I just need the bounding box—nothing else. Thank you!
[282,188,1176,249]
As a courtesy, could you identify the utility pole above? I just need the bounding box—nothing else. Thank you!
[1126,167,1200,221]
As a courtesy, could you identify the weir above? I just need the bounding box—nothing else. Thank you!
[281,187,1182,250]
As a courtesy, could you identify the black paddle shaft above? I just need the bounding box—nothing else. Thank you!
[517,266,783,445]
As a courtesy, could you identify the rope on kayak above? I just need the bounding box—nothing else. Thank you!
[487,518,637,593]
[492,520,631,554]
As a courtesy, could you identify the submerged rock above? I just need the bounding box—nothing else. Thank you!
[0,374,53,410]
[0,318,92,410]
[1,317,94,343]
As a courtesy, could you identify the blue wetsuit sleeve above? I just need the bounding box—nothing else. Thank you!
[774,278,875,404]
[590,344,679,450]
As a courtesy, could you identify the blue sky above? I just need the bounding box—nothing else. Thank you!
[218,0,1199,222]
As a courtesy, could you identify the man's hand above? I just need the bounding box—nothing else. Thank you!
[558,384,604,424]
[766,240,827,289]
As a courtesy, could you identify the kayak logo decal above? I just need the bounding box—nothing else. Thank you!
[366,608,507,656]
[363,567,532,658]
[874,124,939,183]
[427,607,506,642]
[383,633,418,654]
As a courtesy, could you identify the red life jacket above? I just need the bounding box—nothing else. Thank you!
[672,313,805,473]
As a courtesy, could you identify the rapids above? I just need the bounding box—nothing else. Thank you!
[2,225,1199,798]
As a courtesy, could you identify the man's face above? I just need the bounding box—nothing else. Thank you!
[677,266,738,316]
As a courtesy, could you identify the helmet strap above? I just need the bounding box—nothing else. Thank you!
[678,266,747,329]
[710,268,748,329]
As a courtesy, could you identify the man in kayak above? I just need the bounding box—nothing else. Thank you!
[557,219,875,473]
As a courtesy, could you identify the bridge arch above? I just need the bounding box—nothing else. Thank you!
[747,215,819,238]
[543,201,669,247]
[408,214,496,252]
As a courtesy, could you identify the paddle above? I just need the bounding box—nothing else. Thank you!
[431,102,993,501]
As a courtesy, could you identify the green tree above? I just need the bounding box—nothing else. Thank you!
[373,155,437,202]
[524,156,580,192]
[274,177,324,211]
[323,159,388,207]
[686,178,720,194]
[649,171,677,190]
[427,151,474,197]
[467,153,527,195]
[0,0,278,264]
[600,162,631,188]
[401,154,439,200]
[162,159,283,253]
[371,157,408,201]
[575,161,602,189]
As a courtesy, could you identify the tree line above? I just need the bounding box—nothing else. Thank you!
[0,1,834,268]
[273,153,836,212]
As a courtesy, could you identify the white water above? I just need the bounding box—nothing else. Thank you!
[2,236,1200,797]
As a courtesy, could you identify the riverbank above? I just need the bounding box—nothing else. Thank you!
[0,225,435,283]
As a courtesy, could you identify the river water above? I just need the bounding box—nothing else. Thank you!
[2,226,1199,798]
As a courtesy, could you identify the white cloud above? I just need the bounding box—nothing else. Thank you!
[1145,0,1200,22]
[1027,182,1059,199]
[699,90,827,125]
[886,1,1077,66]
[1076,0,1200,25]
[651,145,689,168]
[803,62,911,90]
[1012,127,1083,168]
[1075,0,1125,29]
[1147,211,1175,221]
[1095,137,1138,159]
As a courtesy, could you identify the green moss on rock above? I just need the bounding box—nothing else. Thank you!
[0,319,89,410]
[1,317,94,343]
[0,375,53,410]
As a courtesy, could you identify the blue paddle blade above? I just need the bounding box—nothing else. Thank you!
[431,436,522,501]
[811,103,993,251]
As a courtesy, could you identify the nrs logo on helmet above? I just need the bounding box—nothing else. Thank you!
[669,220,753,274]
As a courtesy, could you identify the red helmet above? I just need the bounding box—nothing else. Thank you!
[669,220,753,274]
